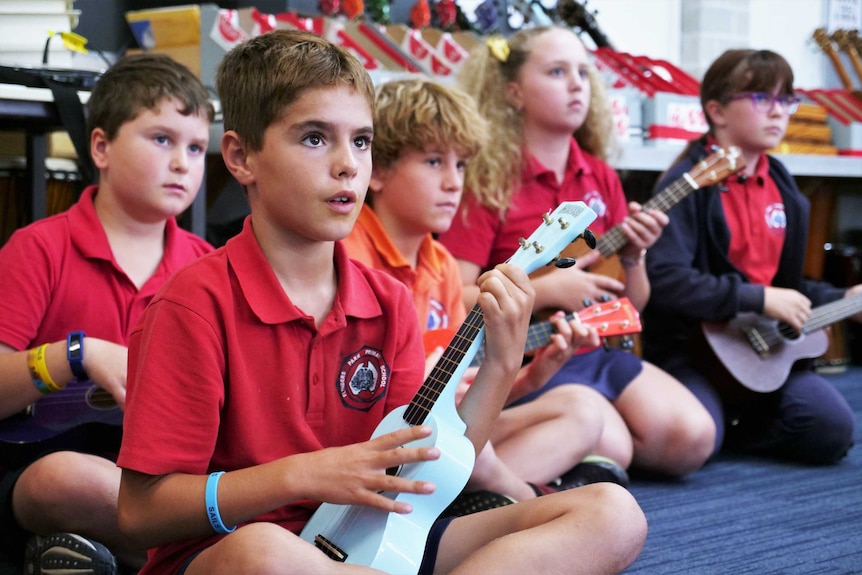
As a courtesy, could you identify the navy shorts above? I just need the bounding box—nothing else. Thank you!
[508,347,643,407]
[0,466,28,563]
[176,516,455,574]
[0,424,122,564]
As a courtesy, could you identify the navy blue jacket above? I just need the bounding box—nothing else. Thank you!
[642,139,845,365]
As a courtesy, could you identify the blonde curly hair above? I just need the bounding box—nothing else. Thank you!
[457,26,616,212]
[372,77,488,170]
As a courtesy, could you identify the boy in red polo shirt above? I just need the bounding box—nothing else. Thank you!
[344,77,628,510]
[116,30,646,575]
[0,54,214,574]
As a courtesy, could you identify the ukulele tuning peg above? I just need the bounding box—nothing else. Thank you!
[582,298,593,307]
[581,229,597,249]
[599,293,612,303]
[554,256,577,269]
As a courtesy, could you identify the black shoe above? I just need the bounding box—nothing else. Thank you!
[25,532,118,575]
[440,490,517,517]
[549,455,630,491]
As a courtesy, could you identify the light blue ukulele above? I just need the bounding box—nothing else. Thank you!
[300,201,598,573]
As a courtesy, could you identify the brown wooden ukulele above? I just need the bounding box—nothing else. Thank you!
[833,29,862,86]
[832,29,862,102]
[813,28,857,91]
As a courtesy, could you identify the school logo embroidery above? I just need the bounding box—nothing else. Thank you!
[582,190,608,218]
[426,299,450,331]
[338,346,390,411]
[764,203,787,236]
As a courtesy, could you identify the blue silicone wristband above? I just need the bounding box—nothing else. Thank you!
[205,471,236,534]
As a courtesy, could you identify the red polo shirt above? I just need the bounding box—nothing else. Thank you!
[0,185,212,350]
[118,216,426,575]
[439,138,628,270]
[720,154,785,285]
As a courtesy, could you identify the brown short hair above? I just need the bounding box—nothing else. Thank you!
[86,53,214,140]
[701,49,794,130]
[216,29,375,152]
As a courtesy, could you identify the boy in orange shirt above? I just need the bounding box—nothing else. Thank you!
[344,77,629,509]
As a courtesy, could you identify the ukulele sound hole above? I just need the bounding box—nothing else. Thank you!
[86,387,118,410]
[777,322,801,341]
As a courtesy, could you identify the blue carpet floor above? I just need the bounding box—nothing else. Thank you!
[625,365,862,574]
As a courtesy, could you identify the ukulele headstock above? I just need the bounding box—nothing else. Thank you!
[832,29,850,50]
[813,27,835,52]
[509,201,597,275]
[689,146,746,188]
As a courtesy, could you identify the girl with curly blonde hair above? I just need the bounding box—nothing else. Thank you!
[439,25,717,478]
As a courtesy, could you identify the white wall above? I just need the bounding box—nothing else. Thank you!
[746,0,827,89]
[576,0,681,63]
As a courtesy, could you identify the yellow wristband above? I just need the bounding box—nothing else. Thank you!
[27,344,64,393]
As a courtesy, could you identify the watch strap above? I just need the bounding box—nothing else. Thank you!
[67,331,88,382]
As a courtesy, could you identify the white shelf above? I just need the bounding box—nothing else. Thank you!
[614,144,862,178]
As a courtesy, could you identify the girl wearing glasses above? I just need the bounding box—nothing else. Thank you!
[644,49,862,465]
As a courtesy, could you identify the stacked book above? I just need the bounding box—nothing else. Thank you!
[0,0,81,68]
[768,101,837,156]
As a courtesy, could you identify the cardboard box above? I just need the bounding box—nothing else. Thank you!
[607,88,643,144]
[0,130,78,159]
[421,28,470,74]
[125,4,199,49]
[125,45,202,77]
[345,22,422,73]
[641,92,707,146]
[827,117,862,154]
[125,4,232,90]
[385,24,452,76]
[319,19,383,72]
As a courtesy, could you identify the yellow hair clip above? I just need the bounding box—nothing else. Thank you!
[486,36,510,63]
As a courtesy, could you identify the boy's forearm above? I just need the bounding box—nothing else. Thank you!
[118,469,209,548]
[0,341,74,420]
[118,458,304,549]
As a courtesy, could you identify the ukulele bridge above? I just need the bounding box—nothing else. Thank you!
[744,327,771,358]
[314,534,347,562]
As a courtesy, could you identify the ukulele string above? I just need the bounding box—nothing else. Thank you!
[327,499,361,548]
[321,309,487,552]
[404,305,483,425]
[766,294,862,345]
[602,177,692,255]
[22,386,116,407]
